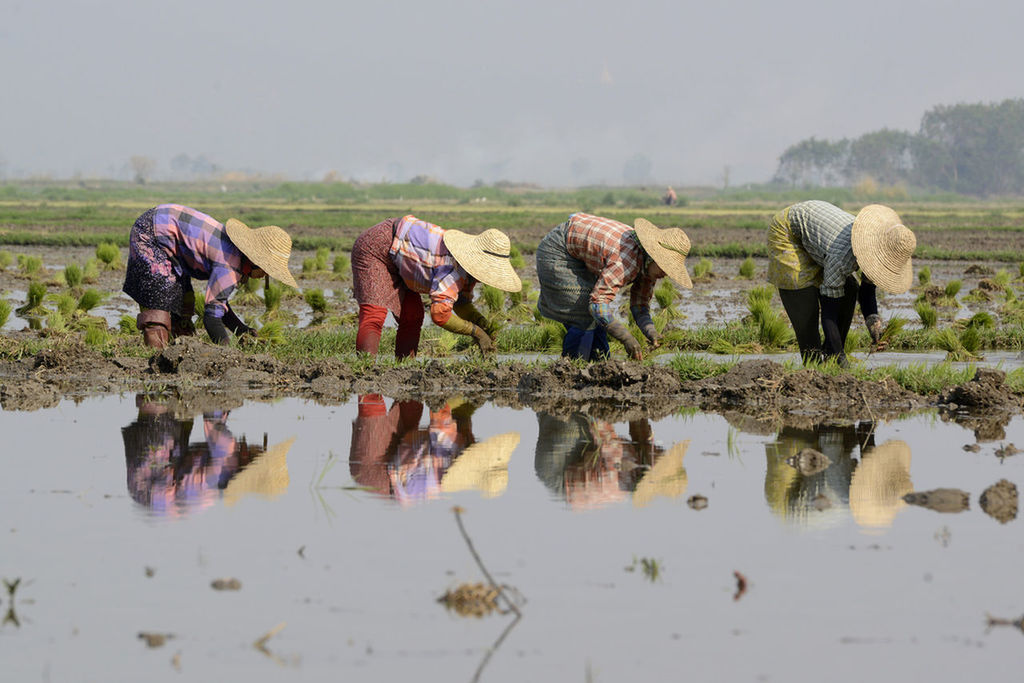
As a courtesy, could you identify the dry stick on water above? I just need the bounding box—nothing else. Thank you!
[985,613,1024,634]
[253,621,288,663]
[452,505,522,617]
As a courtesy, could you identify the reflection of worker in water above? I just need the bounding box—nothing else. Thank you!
[122,397,292,516]
[534,412,688,510]
[764,421,912,530]
[348,395,519,506]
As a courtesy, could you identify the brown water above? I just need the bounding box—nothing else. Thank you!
[1,395,1022,682]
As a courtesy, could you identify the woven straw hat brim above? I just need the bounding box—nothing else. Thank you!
[633,218,693,289]
[849,439,912,530]
[632,440,689,508]
[225,218,298,289]
[443,229,522,292]
[851,205,915,294]
[440,432,520,497]
[223,436,295,506]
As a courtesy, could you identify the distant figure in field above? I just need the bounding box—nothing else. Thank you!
[767,201,915,367]
[662,186,677,206]
[350,215,521,358]
[123,204,297,349]
[535,213,692,361]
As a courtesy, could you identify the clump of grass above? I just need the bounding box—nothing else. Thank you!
[17,281,48,314]
[315,247,330,270]
[0,251,12,270]
[669,353,732,380]
[264,279,282,316]
[0,300,10,328]
[936,327,979,362]
[54,292,77,318]
[509,244,526,271]
[18,254,43,276]
[95,243,122,269]
[234,276,262,305]
[918,266,931,286]
[257,319,285,345]
[304,288,328,320]
[944,279,962,298]
[63,263,83,289]
[45,310,67,333]
[83,258,100,283]
[747,296,793,348]
[508,281,536,322]
[84,325,108,347]
[965,311,995,329]
[118,314,137,335]
[994,269,1012,288]
[692,258,714,280]
[481,285,506,316]
[915,301,937,329]
[876,316,906,348]
[77,288,103,312]
[747,285,774,308]
[737,257,756,279]
[332,252,350,278]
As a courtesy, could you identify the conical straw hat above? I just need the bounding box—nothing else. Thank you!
[633,218,693,289]
[851,205,915,294]
[223,436,295,506]
[632,440,689,508]
[440,432,520,498]
[849,439,912,530]
[225,218,299,289]
[442,229,522,292]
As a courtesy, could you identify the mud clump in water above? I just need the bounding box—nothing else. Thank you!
[786,448,831,476]
[979,479,1018,524]
[939,368,1021,442]
[902,488,970,513]
[0,379,60,411]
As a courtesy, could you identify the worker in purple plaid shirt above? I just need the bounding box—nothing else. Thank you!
[123,204,297,348]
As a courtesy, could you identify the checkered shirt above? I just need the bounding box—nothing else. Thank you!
[786,200,859,298]
[152,204,244,318]
[389,215,473,324]
[565,212,657,326]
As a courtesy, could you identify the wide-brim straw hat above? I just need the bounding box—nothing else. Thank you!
[442,229,522,292]
[632,440,689,508]
[633,218,693,289]
[849,439,912,531]
[440,431,520,498]
[224,218,298,289]
[851,205,916,294]
[223,436,295,506]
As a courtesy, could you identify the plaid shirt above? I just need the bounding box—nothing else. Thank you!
[565,213,658,326]
[389,215,474,324]
[786,201,858,298]
[152,204,244,318]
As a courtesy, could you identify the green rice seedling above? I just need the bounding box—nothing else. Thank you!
[936,328,977,362]
[737,256,756,279]
[507,281,535,322]
[509,244,526,270]
[257,320,285,345]
[755,306,793,348]
[18,254,43,276]
[54,292,77,318]
[17,281,48,314]
[669,353,732,381]
[994,269,1012,288]
[1006,286,1018,303]
[304,288,329,319]
[264,279,282,315]
[747,285,774,309]
[877,316,906,347]
[95,242,122,269]
[45,310,67,333]
[944,280,962,298]
[83,258,100,283]
[302,257,319,274]
[481,285,506,316]
[540,320,566,351]
[965,311,995,329]
[315,247,330,271]
[84,325,108,347]
[63,263,83,289]
[1019,262,1024,280]
[77,288,103,312]
[692,257,714,280]
[118,314,137,335]
[0,300,10,328]
[917,265,931,286]
[914,301,937,329]
[0,251,12,270]
[332,252,350,278]
[960,325,982,355]
[233,275,262,305]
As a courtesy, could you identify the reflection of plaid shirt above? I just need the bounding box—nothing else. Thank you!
[786,201,858,298]
[389,215,474,324]
[153,204,244,318]
[565,213,657,326]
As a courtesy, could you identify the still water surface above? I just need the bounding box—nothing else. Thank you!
[1,395,1022,682]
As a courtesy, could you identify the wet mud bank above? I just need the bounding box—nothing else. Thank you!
[1,338,1022,428]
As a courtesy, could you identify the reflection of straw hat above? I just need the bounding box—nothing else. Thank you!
[851,205,915,294]
[442,229,522,292]
[633,218,693,289]
[633,440,689,508]
[440,432,520,498]
[224,218,299,288]
[849,439,913,530]
[223,436,295,506]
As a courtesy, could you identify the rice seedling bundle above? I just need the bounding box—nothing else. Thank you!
[304,288,328,316]
[918,266,931,286]
[0,251,12,270]
[63,263,83,288]
[0,300,10,328]
[914,301,937,329]
[95,242,122,269]
[77,288,103,312]
[737,257,756,279]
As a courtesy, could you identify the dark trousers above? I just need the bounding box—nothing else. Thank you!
[778,275,859,363]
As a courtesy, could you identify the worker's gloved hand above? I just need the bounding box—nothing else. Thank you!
[606,321,643,361]
[470,324,495,355]
[865,313,885,350]
[641,323,661,349]
[203,313,232,345]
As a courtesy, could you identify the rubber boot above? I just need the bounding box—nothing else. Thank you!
[137,309,171,349]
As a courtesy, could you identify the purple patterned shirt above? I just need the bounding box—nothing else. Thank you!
[389,215,475,325]
[152,204,245,318]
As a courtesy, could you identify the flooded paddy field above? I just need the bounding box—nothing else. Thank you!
[1,393,1022,682]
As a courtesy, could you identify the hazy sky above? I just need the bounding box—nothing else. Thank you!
[2,0,1022,186]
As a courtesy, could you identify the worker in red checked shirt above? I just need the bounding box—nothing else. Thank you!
[535,213,693,360]
[122,204,297,348]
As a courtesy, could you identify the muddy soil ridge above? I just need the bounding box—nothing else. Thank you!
[0,338,1021,426]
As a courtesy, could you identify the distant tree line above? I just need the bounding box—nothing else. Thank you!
[774,98,1024,196]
